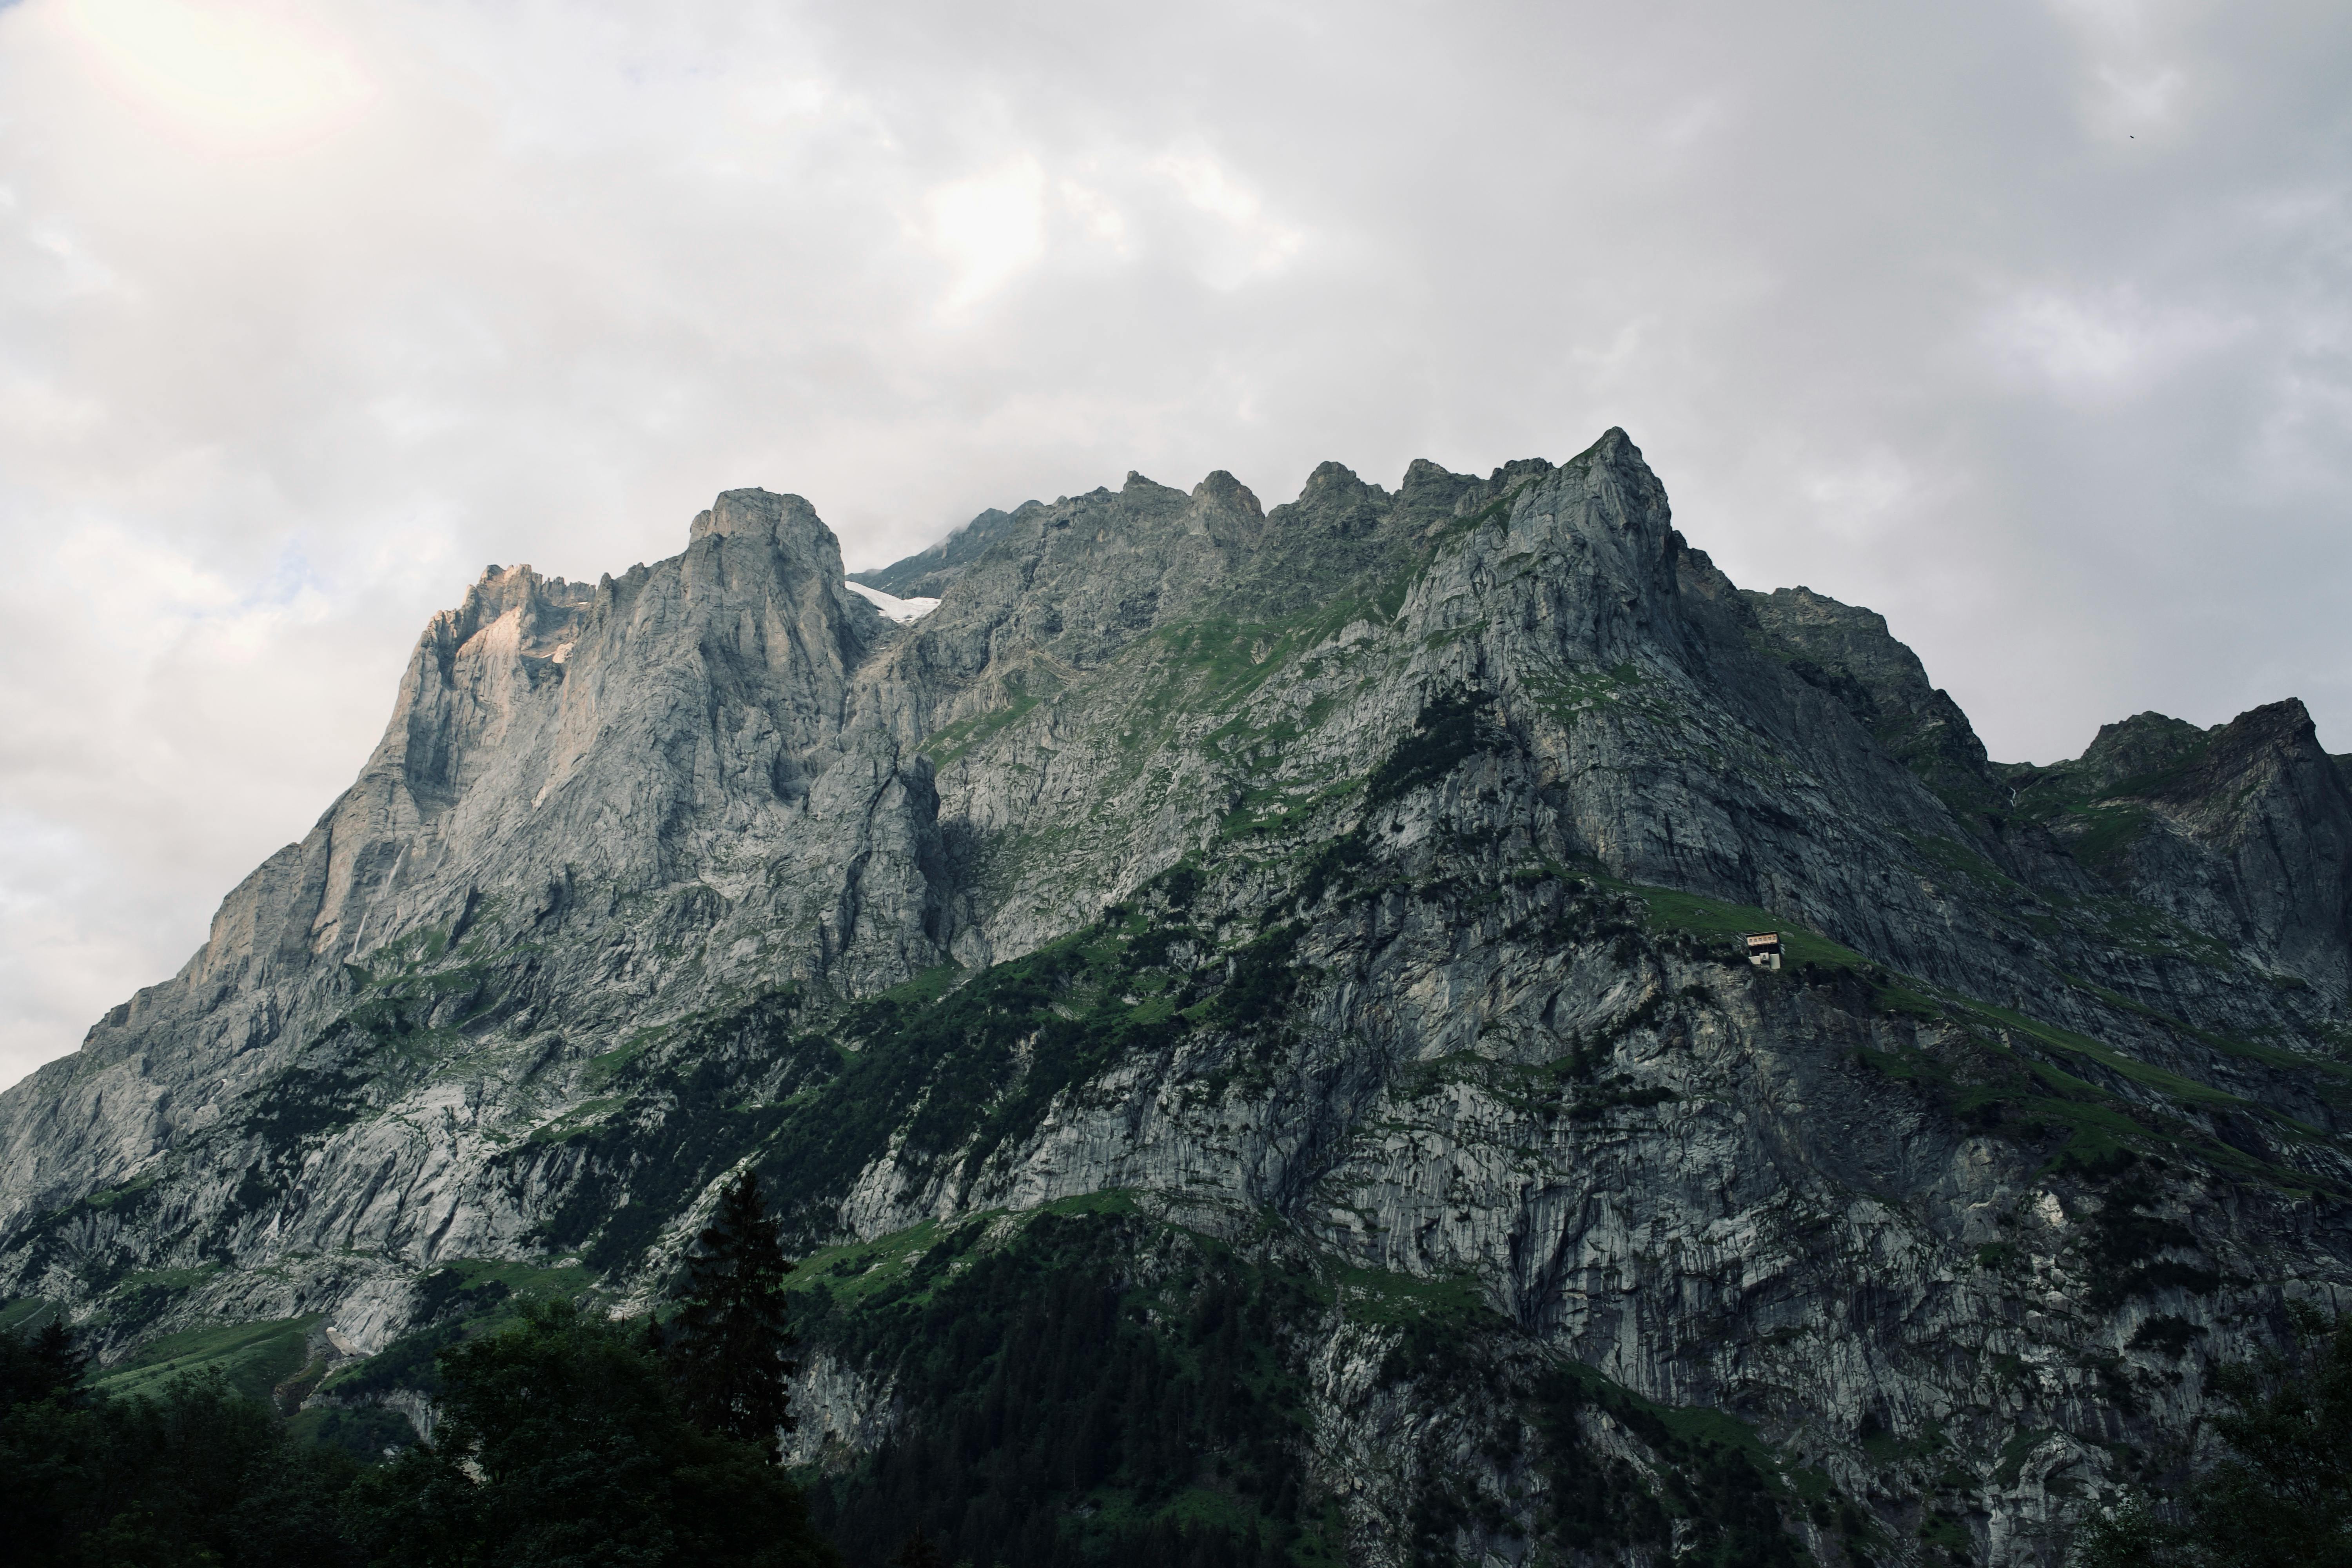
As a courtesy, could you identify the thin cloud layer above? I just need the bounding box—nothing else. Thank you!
[1,0,2347,1086]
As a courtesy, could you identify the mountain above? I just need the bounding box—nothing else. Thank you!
[4,431,2348,1566]
[846,503,1024,599]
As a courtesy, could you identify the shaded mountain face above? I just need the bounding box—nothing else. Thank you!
[4,431,2350,1566]
[846,504,1022,599]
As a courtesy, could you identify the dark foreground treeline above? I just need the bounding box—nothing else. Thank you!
[0,1173,836,1568]
[5,1183,2347,1568]
[0,1299,831,1568]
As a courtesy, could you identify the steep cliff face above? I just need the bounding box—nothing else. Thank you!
[0,488,949,1290]
[1742,584,1998,815]
[2005,701,2352,999]
[3,432,2348,1566]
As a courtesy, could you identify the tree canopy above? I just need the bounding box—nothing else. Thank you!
[661,1170,800,1457]
[1,1329,361,1568]
[358,1298,834,1568]
[0,1297,835,1568]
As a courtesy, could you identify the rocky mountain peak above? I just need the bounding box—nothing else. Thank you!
[1301,458,1378,497]
[848,505,1026,601]
[1120,470,1186,498]
[439,564,592,659]
[1188,468,1262,518]
[1396,457,1479,514]
[1746,584,1944,718]
[2071,709,2210,788]
[5,431,2349,1568]
[687,486,827,544]
[2161,698,2323,790]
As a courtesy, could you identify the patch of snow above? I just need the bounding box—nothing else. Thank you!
[844,580,940,623]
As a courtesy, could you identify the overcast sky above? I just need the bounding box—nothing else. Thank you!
[1,0,2346,1088]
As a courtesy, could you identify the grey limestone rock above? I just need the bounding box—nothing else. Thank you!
[4,432,2349,1564]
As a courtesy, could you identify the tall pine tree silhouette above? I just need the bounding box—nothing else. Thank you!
[664,1169,799,1457]
[0,1314,90,1411]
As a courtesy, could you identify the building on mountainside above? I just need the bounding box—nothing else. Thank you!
[1743,931,1783,970]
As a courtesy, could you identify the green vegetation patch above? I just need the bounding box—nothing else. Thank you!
[93,1315,320,1407]
[1953,999,2257,1114]
[1613,880,1878,976]
[98,1263,228,1336]
[530,1095,626,1142]
[918,686,1045,771]
[428,1256,599,1303]
[876,961,969,1007]
[0,1296,58,1334]
[2069,805,2153,875]
[2065,975,2352,1084]
[1899,832,2025,896]
[788,1194,1147,1316]
[84,1172,160,1210]
[1623,882,1807,947]
[2073,895,2236,969]
[1328,1261,1485,1324]
[1521,660,1675,731]
[785,1217,961,1308]
[1592,871,2328,1195]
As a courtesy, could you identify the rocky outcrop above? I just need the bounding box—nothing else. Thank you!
[3,433,2348,1565]
[848,505,1022,600]
[2007,700,2352,1000]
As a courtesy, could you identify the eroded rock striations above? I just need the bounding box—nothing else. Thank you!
[4,430,2349,1566]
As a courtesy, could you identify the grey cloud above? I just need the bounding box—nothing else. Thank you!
[0,0,2346,1085]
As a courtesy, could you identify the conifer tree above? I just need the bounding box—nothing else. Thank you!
[665,1169,799,1457]
[0,1313,89,1411]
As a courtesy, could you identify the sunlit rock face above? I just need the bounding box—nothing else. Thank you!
[5,433,2348,1565]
